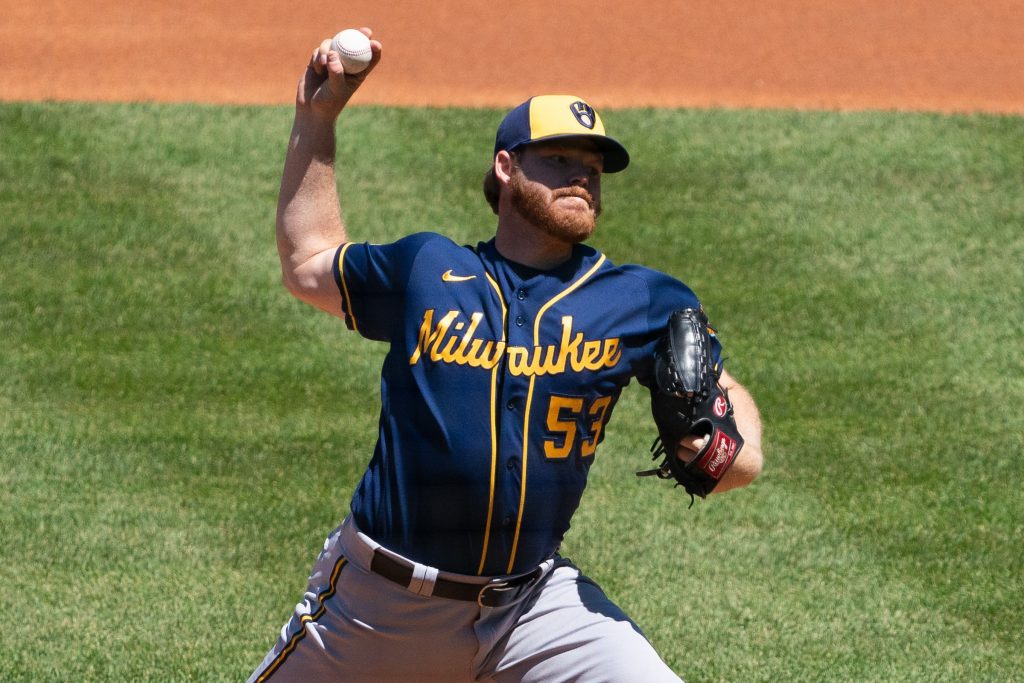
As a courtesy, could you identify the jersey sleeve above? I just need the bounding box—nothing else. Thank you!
[332,232,439,342]
[629,266,725,387]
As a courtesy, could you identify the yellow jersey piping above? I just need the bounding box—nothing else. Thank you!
[506,253,607,573]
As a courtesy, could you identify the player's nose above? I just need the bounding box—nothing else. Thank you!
[568,167,590,188]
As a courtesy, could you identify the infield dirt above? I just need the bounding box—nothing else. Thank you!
[1,0,1022,113]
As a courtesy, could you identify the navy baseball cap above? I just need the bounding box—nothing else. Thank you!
[494,95,630,173]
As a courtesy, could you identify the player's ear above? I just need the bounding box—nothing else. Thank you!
[495,150,515,185]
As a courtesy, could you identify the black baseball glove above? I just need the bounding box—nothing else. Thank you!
[637,308,744,502]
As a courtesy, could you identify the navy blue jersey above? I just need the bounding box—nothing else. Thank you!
[333,232,722,576]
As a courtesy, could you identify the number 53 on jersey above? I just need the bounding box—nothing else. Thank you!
[543,394,613,460]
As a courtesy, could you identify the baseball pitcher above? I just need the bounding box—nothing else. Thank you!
[248,27,764,683]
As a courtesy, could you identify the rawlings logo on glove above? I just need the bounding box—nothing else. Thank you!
[637,308,744,503]
[697,430,739,478]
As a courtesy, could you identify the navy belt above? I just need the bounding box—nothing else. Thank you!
[369,550,545,608]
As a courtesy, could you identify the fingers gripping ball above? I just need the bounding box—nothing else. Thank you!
[330,29,373,74]
[637,308,744,503]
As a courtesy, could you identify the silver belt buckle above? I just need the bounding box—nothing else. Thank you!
[477,579,510,608]
[477,566,544,608]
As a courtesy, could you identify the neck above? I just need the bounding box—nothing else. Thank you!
[494,215,575,270]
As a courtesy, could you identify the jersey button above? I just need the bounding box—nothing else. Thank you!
[516,288,527,301]
[506,457,518,471]
[506,400,516,411]
[514,315,526,327]
[502,515,515,528]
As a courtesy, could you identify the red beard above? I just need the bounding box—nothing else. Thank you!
[508,169,601,244]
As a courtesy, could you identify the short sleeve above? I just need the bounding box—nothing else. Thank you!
[626,266,725,386]
[333,232,439,342]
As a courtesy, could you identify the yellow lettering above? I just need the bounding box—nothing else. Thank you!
[467,338,505,369]
[409,310,621,376]
[602,339,622,368]
[559,316,583,373]
[580,340,602,370]
[537,344,561,376]
[580,395,613,457]
[508,346,547,376]
[506,346,526,374]
[454,312,484,360]
[438,334,461,362]
[425,311,460,363]
[544,396,584,459]
[410,309,448,365]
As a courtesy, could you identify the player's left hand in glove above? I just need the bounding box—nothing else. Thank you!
[637,308,745,502]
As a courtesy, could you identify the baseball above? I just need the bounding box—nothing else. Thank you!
[330,29,373,74]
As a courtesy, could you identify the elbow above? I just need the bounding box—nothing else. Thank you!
[280,266,320,305]
[278,254,314,300]
[737,442,764,486]
[280,268,304,299]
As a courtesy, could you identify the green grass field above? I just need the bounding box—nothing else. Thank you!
[1,101,1022,681]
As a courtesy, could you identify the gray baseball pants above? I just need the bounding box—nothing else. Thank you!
[248,516,682,682]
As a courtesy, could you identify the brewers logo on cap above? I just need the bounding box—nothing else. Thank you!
[493,95,631,173]
[570,101,596,129]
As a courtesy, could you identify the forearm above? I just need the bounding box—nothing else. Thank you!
[714,371,764,493]
[273,30,381,315]
[276,111,347,292]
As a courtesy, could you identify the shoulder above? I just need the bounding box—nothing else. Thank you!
[401,232,487,274]
[601,260,702,312]
[385,231,461,255]
[343,231,470,268]
[398,231,482,261]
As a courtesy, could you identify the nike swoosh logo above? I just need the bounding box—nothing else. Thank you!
[442,269,477,282]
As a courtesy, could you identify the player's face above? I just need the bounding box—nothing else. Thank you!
[508,141,604,244]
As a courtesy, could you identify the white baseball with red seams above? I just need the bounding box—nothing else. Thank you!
[330,29,372,74]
